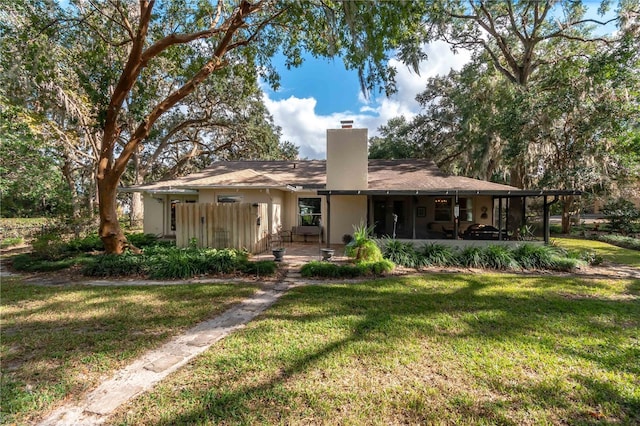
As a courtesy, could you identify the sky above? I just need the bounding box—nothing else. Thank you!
[262,41,472,159]
[261,1,617,160]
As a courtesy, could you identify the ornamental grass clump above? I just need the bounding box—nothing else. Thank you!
[456,246,485,268]
[382,239,424,268]
[482,245,518,270]
[345,222,383,262]
[512,244,558,270]
[419,243,455,267]
[81,252,148,277]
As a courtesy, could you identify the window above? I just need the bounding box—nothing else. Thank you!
[298,197,321,226]
[434,198,452,221]
[217,195,243,203]
[459,198,473,222]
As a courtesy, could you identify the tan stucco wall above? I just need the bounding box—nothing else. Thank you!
[143,194,165,236]
[143,193,199,236]
[328,195,367,244]
[326,128,368,190]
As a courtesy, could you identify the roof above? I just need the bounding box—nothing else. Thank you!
[126,159,578,196]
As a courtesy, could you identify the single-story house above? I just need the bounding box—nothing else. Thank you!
[127,124,579,252]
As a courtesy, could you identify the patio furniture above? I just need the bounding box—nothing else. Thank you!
[462,224,507,240]
[292,225,323,242]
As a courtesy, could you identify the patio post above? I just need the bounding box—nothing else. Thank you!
[543,195,548,244]
[498,197,503,240]
[326,193,331,248]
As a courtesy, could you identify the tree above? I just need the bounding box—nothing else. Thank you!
[5,0,422,252]
[368,116,418,159]
[0,99,73,217]
[49,0,424,253]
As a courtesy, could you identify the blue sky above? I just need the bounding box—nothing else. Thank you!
[262,41,471,159]
[261,1,618,160]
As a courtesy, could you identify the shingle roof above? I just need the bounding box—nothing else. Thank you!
[128,159,521,193]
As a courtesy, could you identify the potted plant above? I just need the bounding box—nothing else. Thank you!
[320,248,335,261]
[272,247,286,262]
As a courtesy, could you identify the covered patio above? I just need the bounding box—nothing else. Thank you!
[318,189,581,247]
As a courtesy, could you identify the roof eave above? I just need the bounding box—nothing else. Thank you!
[317,189,582,197]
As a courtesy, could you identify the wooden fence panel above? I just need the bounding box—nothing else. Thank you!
[175,202,269,253]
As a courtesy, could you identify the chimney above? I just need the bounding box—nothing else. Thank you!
[326,123,368,190]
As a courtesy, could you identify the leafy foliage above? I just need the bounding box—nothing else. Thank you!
[300,260,394,278]
[602,198,640,235]
[511,244,559,270]
[345,222,383,262]
[595,234,640,251]
[482,245,518,270]
[382,239,425,268]
[419,243,455,267]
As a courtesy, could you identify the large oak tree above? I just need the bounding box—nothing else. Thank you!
[3,0,424,252]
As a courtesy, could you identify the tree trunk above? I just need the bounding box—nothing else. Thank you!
[98,173,128,254]
[130,192,144,229]
[561,195,574,234]
[130,152,144,229]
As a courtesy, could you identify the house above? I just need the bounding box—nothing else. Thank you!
[128,124,579,252]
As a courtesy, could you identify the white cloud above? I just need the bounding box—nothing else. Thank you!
[264,41,471,159]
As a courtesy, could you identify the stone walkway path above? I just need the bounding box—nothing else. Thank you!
[38,265,305,426]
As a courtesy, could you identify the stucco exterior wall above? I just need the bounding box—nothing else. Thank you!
[326,128,368,190]
[143,194,165,236]
[143,193,199,236]
[328,195,367,244]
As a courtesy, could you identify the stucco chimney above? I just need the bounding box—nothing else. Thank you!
[326,123,368,190]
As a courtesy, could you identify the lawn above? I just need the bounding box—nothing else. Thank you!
[110,274,640,425]
[0,278,258,425]
[553,237,640,267]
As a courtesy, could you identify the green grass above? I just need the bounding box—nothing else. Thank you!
[0,278,258,425]
[553,237,640,267]
[110,274,640,425]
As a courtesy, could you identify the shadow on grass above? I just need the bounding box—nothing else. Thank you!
[0,279,256,424]
[132,274,639,425]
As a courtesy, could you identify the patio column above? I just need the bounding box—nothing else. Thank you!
[543,195,549,244]
[326,194,331,248]
[498,197,503,240]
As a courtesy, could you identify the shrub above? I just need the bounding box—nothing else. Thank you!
[300,260,394,278]
[126,233,164,248]
[65,233,104,253]
[482,245,518,270]
[242,260,278,275]
[596,234,640,251]
[579,250,604,266]
[31,232,67,260]
[456,246,485,268]
[11,253,82,272]
[602,198,640,235]
[419,243,455,266]
[301,261,341,278]
[512,244,558,270]
[549,224,563,235]
[360,259,395,275]
[81,253,148,277]
[551,256,585,272]
[345,222,383,262]
[382,239,423,268]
